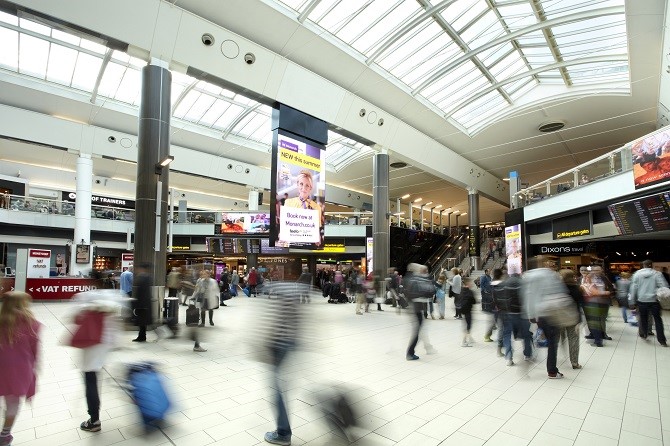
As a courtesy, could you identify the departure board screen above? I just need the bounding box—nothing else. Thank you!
[607,191,670,235]
[206,238,261,254]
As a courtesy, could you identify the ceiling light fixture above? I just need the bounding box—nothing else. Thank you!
[414,197,422,203]
[538,121,565,132]
[424,201,433,206]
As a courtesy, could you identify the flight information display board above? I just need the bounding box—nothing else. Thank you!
[206,238,261,254]
[608,191,670,235]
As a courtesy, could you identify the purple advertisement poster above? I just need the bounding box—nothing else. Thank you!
[271,132,326,249]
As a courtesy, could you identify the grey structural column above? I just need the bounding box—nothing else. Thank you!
[467,187,481,270]
[372,152,389,292]
[135,59,171,289]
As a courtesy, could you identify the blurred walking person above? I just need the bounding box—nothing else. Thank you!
[132,262,153,343]
[448,267,462,319]
[70,291,123,432]
[559,270,583,369]
[404,264,436,360]
[260,282,303,445]
[523,259,572,379]
[0,292,42,446]
[630,259,668,346]
[460,278,477,347]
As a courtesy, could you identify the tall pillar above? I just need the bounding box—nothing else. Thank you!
[248,189,259,211]
[135,59,171,288]
[70,154,93,275]
[467,187,481,270]
[372,152,389,292]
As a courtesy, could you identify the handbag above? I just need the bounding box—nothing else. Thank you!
[540,293,580,328]
[229,283,238,297]
[70,310,104,348]
[193,291,204,304]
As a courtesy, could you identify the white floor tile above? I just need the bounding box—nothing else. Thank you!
[10,299,670,446]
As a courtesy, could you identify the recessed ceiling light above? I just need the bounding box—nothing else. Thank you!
[538,121,565,132]
[390,162,408,168]
[401,194,410,199]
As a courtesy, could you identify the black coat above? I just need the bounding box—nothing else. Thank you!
[133,272,153,326]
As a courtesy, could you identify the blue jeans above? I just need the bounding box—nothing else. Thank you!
[271,345,292,437]
[502,313,532,360]
[435,296,445,318]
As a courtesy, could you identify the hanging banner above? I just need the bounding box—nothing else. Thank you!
[27,249,51,278]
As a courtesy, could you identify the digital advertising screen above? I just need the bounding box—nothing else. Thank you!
[271,132,326,249]
[608,191,670,235]
[215,213,270,235]
[631,130,670,190]
[504,224,523,275]
[366,237,373,275]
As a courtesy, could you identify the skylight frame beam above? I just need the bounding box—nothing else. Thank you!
[297,0,323,23]
[411,5,624,94]
[442,54,628,117]
[529,0,572,86]
[90,48,112,104]
[365,0,458,65]
[417,0,512,105]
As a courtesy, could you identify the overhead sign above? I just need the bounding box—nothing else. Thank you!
[552,211,592,240]
[25,278,100,299]
[533,244,588,255]
[62,192,135,209]
[321,242,346,253]
[121,253,133,271]
[27,249,51,278]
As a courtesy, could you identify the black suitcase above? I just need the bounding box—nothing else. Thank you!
[185,304,199,326]
[163,297,179,326]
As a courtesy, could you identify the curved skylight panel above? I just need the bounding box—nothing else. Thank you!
[542,0,624,20]
[275,0,307,11]
[19,17,49,36]
[350,1,419,55]
[70,53,102,91]
[479,42,514,67]
[489,51,526,82]
[213,103,245,129]
[453,90,506,129]
[235,113,270,141]
[45,44,77,85]
[334,1,393,44]
[496,2,537,32]
[0,27,19,69]
[183,93,217,122]
[536,69,564,84]
[568,62,628,85]
[445,0,488,33]
[399,41,461,87]
[311,0,363,32]
[377,21,442,72]
[198,100,232,128]
[18,34,48,77]
[461,10,504,51]
[173,89,200,119]
[198,80,223,96]
[97,62,128,98]
[506,77,536,99]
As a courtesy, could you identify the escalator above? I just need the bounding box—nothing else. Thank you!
[389,226,460,274]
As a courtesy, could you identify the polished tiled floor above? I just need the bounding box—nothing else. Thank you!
[8,295,670,445]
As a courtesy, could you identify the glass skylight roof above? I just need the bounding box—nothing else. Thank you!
[0,10,368,171]
[274,0,629,135]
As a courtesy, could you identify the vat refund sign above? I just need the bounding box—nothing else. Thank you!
[27,249,51,278]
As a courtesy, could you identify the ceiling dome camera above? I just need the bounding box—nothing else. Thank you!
[244,53,256,64]
[108,136,116,143]
[245,168,250,174]
[201,33,214,46]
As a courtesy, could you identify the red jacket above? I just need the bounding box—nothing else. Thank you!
[248,269,258,286]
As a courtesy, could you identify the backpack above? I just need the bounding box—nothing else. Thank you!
[322,282,332,298]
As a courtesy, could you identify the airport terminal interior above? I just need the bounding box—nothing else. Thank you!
[1,0,670,445]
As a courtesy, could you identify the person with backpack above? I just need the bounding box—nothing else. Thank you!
[629,259,668,346]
